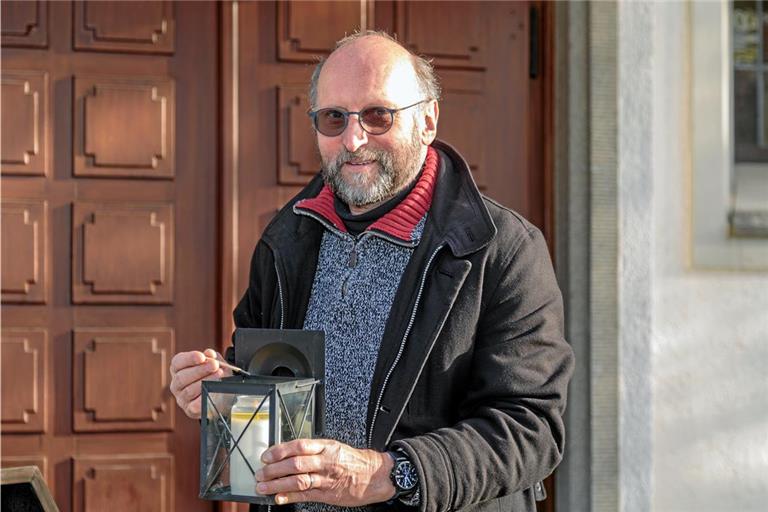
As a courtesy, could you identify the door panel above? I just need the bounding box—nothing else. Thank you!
[396,2,488,70]
[0,329,47,433]
[277,1,374,63]
[1,2,217,511]
[72,328,174,432]
[73,75,175,179]
[1,0,49,49]
[0,69,49,176]
[72,0,175,54]
[1,199,48,302]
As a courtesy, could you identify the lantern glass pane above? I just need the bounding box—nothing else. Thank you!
[199,377,318,504]
[278,386,315,442]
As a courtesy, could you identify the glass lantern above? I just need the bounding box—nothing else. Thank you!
[199,375,320,504]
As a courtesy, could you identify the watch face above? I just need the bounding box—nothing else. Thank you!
[394,460,418,491]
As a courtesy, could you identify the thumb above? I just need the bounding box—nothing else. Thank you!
[203,348,220,360]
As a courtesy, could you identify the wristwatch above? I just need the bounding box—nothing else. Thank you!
[388,450,420,505]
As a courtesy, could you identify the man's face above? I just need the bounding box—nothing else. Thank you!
[314,44,427,208]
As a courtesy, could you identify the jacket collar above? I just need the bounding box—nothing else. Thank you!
[261,139,496,258]
[426,139,496,257]
[292,146,439,244]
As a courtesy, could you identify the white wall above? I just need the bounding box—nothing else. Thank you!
[633,2,768,511]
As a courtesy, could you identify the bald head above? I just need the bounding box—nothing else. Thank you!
[308,31,440,109]
[319,38,423,111]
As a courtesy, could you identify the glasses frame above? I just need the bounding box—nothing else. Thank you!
[308,100,428,137]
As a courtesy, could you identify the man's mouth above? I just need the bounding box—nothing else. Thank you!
[345,160,374,166]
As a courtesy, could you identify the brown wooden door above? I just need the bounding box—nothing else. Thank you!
[221,1,554,511]
[1,2,218,511]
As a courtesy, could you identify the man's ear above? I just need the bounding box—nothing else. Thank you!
[420,100,439,145]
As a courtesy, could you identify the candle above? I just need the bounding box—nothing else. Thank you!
[230,395,270,496]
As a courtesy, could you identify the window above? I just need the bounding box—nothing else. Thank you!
[691,0,768,270]
[731,1,768,237]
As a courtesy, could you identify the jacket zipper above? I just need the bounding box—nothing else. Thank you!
[273,258,285,329]
[269,261,280,512]
[367,243,444,448]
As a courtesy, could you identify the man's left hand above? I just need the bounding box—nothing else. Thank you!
[255,439,396,506]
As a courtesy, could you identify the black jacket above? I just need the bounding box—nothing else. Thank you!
[234,140,575,512]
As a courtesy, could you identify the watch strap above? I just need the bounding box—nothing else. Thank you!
[387,449,421,506]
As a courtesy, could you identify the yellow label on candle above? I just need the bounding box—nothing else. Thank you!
[231,412,270,421]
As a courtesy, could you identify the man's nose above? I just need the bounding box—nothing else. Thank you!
[341,114,368,153]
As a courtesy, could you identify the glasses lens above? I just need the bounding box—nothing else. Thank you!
[360,107,393,134]
[316,109,347,136]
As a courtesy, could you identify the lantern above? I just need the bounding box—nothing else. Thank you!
[199,329,324,505]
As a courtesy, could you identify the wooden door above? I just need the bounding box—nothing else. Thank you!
[221,1,555,512]
[1,2,218,511]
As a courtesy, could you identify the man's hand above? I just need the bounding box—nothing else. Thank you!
[169,349,231,419]
[255,439,396,506]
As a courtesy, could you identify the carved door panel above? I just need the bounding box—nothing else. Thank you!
[1,2,217,512]
[223,1,554,511]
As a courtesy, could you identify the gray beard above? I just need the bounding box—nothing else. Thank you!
[320,129,423,208]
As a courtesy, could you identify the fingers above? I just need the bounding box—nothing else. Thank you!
[254,442,392,507]
[273,488,324,506]
[257,455,323,483]
[170,358,221,396]
[262,438,328,464]
[184,397,202,418]
[169,350,207,375]
[256,471,321,496]
[203,348,220,361]
[169,350,224,419]
[255,441,331,500]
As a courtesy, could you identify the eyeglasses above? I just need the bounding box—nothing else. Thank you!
[308,100,427,137]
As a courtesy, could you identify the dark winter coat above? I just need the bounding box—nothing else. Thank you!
[234,139,575,512]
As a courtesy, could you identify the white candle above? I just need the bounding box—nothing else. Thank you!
[230,395,270,496]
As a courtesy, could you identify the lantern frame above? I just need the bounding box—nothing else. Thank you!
[199,375,320,504]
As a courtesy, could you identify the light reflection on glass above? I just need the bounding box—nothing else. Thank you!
[734,1,758,65]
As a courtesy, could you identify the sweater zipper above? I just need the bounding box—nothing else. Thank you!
[294,207,419,248]
[367,243,444,448]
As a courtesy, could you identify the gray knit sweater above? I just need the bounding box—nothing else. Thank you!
[296,215,426,512]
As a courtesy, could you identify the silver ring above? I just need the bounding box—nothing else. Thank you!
[307,473,314,489]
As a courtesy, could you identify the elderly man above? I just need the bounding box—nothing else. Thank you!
[170,31,573,512]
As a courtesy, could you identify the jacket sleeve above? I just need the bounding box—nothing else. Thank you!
[391,227,574,512]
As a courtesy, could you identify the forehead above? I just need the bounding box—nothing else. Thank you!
[316,38,422,108]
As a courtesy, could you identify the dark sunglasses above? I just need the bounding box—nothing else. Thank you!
[308,100,427,137]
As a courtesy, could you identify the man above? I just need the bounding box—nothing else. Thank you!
[170,31,574,512]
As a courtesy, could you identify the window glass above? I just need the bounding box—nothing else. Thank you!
[765,71,768,144]
[764,0,768,62]
[733,0,768,162]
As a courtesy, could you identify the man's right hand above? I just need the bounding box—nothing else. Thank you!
[169,349,231,419]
